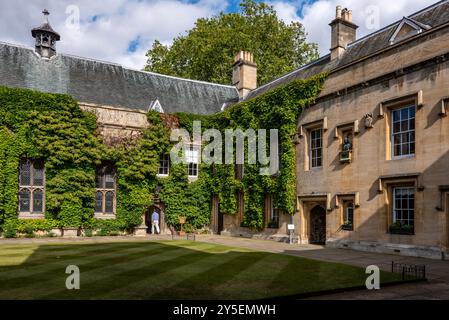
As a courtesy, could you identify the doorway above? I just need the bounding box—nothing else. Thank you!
[217,201,224,234]
[145,205,164,234]
[310,205,326,245]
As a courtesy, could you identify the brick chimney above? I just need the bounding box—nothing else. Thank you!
[232,51,257,98]
[329,6,358,60]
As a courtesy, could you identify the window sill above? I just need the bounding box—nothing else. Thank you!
[390,155,416,161]
[18,213,45,219]
[306,167,323,172]
[157,174,169,178]
[389,230,415,236]
[94,213,116,219]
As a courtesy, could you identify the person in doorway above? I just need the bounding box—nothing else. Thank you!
[151,210,160,234]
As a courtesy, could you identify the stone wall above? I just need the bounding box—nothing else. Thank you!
[295,29,449,258]
[79,102,148,145]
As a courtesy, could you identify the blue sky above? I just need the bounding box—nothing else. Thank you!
[0,0,439,70]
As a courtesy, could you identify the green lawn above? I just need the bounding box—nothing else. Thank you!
[0,240,403,299]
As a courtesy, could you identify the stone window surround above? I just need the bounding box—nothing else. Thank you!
[335,192,360,229]
[335,192,360,209]
[378,174,421,234]
[18,159,45,220]
[378,91,422,161]
[298,117,328,171]
[333,120,360,140]
[436,185,449,212]
[439,97,449,117]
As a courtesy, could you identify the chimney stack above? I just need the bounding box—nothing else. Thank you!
[232,51,257,98]
[329,6,358,60]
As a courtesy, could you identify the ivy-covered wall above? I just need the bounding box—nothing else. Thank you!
[0,73,325,234]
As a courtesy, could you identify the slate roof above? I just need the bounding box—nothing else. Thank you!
[245,0,449,100]
[0,42,238,114]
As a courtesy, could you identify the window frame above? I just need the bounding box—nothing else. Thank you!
[95,165,117,215]
[157,154,170,177]
[343,201,354,231]
[186,144,200,178]
[309,127,323,169]
[392,186,415,227]
[271,205,280,224]
[18,159,45,216]
[390,104,416,160]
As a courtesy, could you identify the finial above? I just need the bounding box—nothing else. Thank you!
[42,9,50,22]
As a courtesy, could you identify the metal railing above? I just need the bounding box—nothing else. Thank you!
[391,261,426,280]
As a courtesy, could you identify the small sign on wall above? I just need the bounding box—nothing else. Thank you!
[287,224,295,231]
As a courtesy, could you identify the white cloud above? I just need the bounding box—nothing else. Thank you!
[0,0,228,69]
[0,0,441,70]
[271,0,438,57]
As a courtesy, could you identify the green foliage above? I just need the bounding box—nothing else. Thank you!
[145,0,318,86]
[160,73,326,230]
[0,86,168,232]
[0,70,325,233]
[3,219,59,233]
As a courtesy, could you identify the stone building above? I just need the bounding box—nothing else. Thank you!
[1,2,449,259]
[232,1,449,259]
[0,10,239,234]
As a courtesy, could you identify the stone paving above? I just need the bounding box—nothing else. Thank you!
[1,234,449,299]
[195,235,449,300]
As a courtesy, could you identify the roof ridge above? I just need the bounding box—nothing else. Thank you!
[128,68,238,89]
[403,16,432,29]
[244,55,330,99]
[348,0,448,48]
[0,41,237,90]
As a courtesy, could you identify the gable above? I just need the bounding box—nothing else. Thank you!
[149,99,164,113]
[390,17,431,44]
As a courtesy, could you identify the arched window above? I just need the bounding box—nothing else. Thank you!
[18,159,45,215]
[95,165,116,215]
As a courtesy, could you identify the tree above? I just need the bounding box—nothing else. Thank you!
[144,0,318,86]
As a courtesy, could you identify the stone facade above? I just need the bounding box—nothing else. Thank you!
[219,1,449,260]
[293,10,449,260]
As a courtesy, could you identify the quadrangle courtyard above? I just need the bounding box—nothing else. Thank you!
[0,237,408,300]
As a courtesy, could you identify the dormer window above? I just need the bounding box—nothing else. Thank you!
[149,99,164,113]
[389,17,431,44]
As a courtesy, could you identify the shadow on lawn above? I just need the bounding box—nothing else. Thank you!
[0,241,406,300]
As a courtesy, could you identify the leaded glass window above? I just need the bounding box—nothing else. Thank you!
[95,166,116,214]
[18,159,45,214]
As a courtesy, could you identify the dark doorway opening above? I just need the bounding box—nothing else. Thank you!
[217,202,224,234]
[146,206,162,234]
[310,205,326,245]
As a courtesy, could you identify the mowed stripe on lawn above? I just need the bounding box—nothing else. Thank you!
[99,247,264,299]
[0,242,150,269]
[0,243,178,299]
[40,242,221,299]
[210,252,293,299]
[0,242,165,281]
